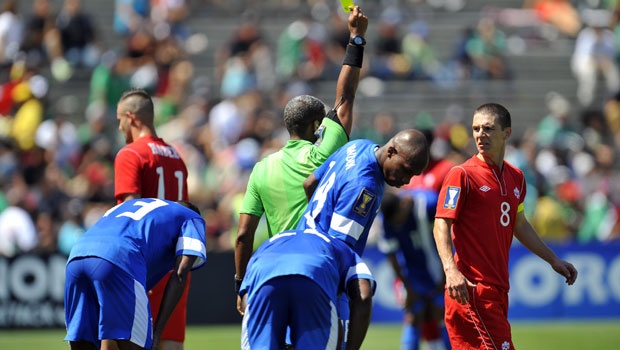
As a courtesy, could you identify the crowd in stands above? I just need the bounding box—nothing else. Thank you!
[0,0,619,259]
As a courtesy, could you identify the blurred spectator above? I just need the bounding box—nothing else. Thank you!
[401,20,442,80]
[114,0,150,37]
[215,13,275,97]
[10,74,48,151]
[275,12,328,82]
[0,0,23,69]
[56,0,100,68]
[523,0,582,38]
[369,6,409,80]
[0,203,37,257]
[449,26,475,80]
[351,110,397,145]
[20,0,60,68]
[150,0,191,42]
[466,16,512,79]
[536,91,576,150]
[571,11,619,107]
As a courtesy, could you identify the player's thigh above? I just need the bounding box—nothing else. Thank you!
[289,277,338,349]
[244,278,290,350]
[445,284,514,349]
[90,259,153,349]
[65,258,103,347]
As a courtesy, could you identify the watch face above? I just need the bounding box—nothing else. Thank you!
[354,37,363,45]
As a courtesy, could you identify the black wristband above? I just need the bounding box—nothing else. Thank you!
[343,44,364,67]
[234,275,242,294]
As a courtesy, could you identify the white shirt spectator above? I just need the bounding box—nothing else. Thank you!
[0,206,38,257]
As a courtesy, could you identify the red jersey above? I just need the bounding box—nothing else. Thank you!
[404,158,455,193]
[114,136,189,203]
[435,155,525,292]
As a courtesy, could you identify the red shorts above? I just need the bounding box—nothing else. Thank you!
[444,283,514,350]
[149,271,192,342]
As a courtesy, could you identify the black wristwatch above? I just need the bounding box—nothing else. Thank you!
[349,35,366,47]
[234,274,243,294]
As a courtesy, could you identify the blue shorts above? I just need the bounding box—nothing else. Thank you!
[242,276,339,350]
[64,257,152,349]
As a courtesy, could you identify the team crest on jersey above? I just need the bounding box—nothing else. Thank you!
[513,187,520,199]
[443,186,460,210]
[313,125,326,146]
[353,189,376,217]
[501,341,510,350]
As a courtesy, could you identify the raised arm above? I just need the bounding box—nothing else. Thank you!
[333,6,368,136]
[514,211,578,285]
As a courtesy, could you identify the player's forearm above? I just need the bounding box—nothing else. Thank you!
[153,256,194,335]
[514,219,558,264]
[234,214,260,278]
[334,64,361,135]
[346,279,373,350]
[433,218,458,272]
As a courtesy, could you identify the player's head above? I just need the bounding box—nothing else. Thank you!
[283,95,326,142]
[472,103,512,159]
[176,200,201,215]
[380,129,430,188]
[117,88,155,143]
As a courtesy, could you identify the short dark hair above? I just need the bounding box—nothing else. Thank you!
[283,95,326,136]
[475,103,511,129]
[119,88,154,120]
[176,200,201,215]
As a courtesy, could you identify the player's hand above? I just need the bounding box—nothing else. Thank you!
[348,6,368,38]
[237,294,246,316]
[552,259,578,285]
[445,268,476,304]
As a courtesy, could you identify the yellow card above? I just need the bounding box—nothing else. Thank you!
[340,0,355,12]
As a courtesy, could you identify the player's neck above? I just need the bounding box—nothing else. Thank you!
[476,153,504,171]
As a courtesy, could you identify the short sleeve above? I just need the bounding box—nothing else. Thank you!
[114,148,143,202]
[435,166,467,220]
[175,217,208,270]
[240,165,265,217]
[308,118,348,167]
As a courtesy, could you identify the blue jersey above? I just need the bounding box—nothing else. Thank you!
[240,229,375,303]
[379,188,443,291]
[68,198,207,290]
[297,139,385,256]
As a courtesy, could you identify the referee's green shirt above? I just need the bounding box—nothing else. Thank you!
[241,117,348,237]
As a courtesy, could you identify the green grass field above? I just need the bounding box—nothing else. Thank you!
[1,321,619,349]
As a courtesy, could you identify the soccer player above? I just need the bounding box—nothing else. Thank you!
[238,228,375,350]
[234,5,368,307]
[433,103,578,349]
[64,198,207,350]
[379,129,454,350]
[297,129,430,257]
[379,191,450,350]
[114,88,191,350]
[296,129,430,347]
